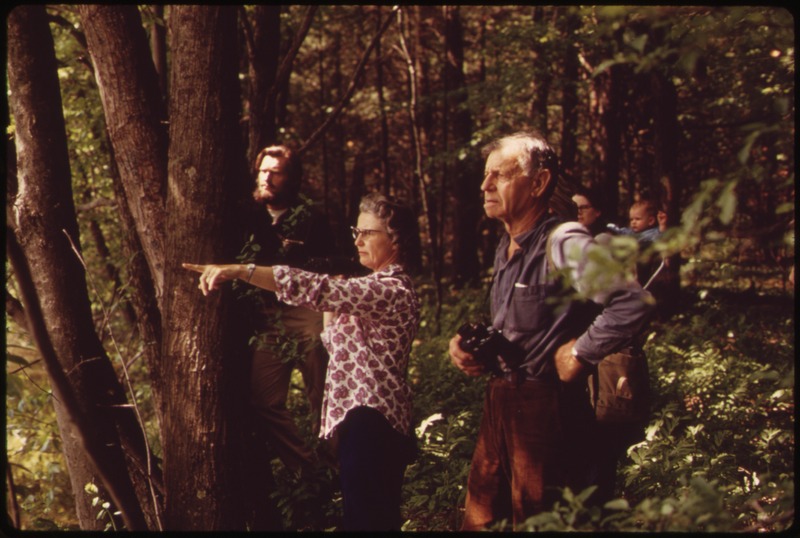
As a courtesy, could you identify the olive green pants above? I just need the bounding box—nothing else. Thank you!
[249,305,328,471]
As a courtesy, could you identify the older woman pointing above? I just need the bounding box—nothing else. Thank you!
[183,192,420,531]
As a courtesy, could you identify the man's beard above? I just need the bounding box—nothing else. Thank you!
[252,186,289,207]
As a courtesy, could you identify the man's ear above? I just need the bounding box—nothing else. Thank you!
[531,169,552,197]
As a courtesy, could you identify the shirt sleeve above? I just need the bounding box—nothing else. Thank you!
[549,222,654,364]
[606,222,633,236]
[272,265,414,322]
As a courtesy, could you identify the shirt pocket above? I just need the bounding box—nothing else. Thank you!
[505,283,555,333]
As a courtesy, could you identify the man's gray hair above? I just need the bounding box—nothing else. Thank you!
[481,131,560,201]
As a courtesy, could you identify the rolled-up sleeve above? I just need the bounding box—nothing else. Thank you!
[550,223,654,364]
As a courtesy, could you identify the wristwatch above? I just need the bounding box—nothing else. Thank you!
[245,263,256,283]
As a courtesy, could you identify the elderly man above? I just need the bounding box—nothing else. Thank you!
[449,132,653,530]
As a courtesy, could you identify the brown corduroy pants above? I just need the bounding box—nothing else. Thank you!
[461,377,576,531]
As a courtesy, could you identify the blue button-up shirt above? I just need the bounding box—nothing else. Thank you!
[491,216,653,382]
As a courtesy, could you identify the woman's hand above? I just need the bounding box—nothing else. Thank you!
[448,334,486,377]
[182,263,243,296]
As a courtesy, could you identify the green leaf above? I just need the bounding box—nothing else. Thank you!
[604,499,630,511]
[630,34,648,53]
[737,128,761,164]
[716,182,737,225]
[6,353,30,367]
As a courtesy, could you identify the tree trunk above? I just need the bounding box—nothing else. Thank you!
[329,31,349,223]
[86,217,138,331]
[444,6,480,288]
[415,7,440,271]
[8,5,151,530]
[317,32,332,217]
[651,71,682,221]
[77,5,168,303]
[106,143,164,414]
[149,5,168,102]
[398,7,439,285]
[375,6,392,194]
[475,11,497,272]
[599,64,625,218]
[162,5,250,530]
[245,5,281,166]
[529,7,552,134]
[560,9,580,183]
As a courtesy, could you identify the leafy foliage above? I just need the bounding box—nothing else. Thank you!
[498,280,793,532]
[5,348,78,530]
[401,283,488,530]
[268,458,341,531]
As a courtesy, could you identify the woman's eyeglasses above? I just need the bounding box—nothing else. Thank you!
[351,226,386,240]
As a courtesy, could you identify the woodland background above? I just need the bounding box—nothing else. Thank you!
[4,5,795,532]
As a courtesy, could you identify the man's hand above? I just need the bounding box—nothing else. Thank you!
[554,338,583,382]
[657,209,668,232]
[449,334,487,377]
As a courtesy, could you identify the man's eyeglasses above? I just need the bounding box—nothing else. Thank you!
[576,205,593,212]
[351,226,387,240]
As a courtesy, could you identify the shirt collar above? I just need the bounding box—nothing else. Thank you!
[267,207,289,225]
[373,262,404,276]
[507,215,562,250]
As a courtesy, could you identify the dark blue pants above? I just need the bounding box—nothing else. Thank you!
[337,406,413,531]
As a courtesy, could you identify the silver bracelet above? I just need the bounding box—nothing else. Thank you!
[246,263,256,283]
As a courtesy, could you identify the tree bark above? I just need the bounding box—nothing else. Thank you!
[397,7,439,286]
[560,9,580,183]
[7,5,150,530]
[444,6,480,288]
[651,71,682,221]
[106,142,164,414]
[244,5,281,165]
[149,5,168,102]
[412,7,443,300]
[375,6,392,194]
[162,5,250,530]
[77,5,168,303]
[529,7,553,135]
[599,64,625,218]
[86,217,138,331]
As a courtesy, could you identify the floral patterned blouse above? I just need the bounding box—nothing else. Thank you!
[273,263,420,438]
